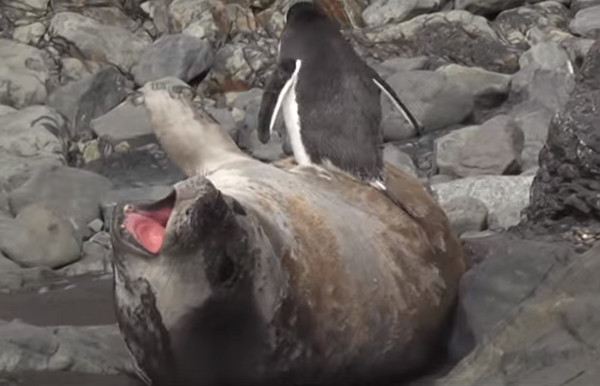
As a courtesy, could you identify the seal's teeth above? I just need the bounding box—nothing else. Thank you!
[124,204,134,213]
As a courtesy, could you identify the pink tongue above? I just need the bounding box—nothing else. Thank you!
[123,212,166,254]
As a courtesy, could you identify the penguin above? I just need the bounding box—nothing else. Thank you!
[257,0,423,191]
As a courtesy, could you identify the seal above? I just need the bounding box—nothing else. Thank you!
[257,1,422,191]
[111,77,465,386]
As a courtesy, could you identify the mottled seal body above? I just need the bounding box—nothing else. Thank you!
[258,1,422,190]
[111,78,464,386]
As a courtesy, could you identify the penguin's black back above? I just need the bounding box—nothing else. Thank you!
[280,1,385,182]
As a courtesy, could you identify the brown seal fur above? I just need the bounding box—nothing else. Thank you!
[110,77,465,386]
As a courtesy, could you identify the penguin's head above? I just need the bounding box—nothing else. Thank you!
[284,0,326,24]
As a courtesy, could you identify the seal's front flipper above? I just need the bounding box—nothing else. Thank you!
[257,59,300,144]
[372,73,423,137]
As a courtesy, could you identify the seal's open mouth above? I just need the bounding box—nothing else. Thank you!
[120,191,176,255]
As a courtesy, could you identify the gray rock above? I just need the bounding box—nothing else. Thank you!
[12,22,46,45]
[59,57,99,83]
[204,105,237,136]
[0,105,16,117]
[0,106,65,189]
[0,203,81,269]
[0,38,52,108]
[0,320,132,374]
[434,125,480,176]
[569,5,600,38]
[435,115,524,177]
[8,165,113,240]
[437,64,511,109]
[91,98,153,144]
[59,232,112,276]
[168,0,212,31]
[524,37,600,227]
[373,56,429,79]
[211,42,272,91]
[47,66,131,137]
[381,70,474,140]
[361,10,522,74]
[87,218,104,233]
[432,175,534,229]
[512,107,554,170]
[455,0,526,16]
[231,88,287,161]
[362,0,442,27]
[0,252,20,271]
[49,12,150,71]
[445,232,575,362]
[131,33,215,86]
[493,1,571,48]
[435,240,600,386]
[182,13,221,41]
[571,0,600,13]
[383,144,418,177]
[441,196,488,235]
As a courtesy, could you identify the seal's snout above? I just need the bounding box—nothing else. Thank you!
[115,190,177,256]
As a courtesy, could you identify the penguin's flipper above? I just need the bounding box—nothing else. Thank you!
[372,75,424,136]
[257,59,300,144]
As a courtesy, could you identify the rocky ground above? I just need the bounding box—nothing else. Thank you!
[0,0,599,384]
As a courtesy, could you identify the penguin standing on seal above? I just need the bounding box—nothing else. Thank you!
[257,0,422,191]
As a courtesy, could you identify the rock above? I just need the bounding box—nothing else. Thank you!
[0,106,65,189]
[362,0,442,27]
[435,115,525,177]
[441,196,488,236]
[8,165,113,240]
[78,6,148,39]
[524,37,600,228]
[571,0,600,13]
[230,88,287,161]
[11,22,45,45]
[91,98,153,144]
[210,42,272,91]
[49,12,150,71]
[182,14,221,41]
[373,55,429,79]
[83,142,185,189]
[0,320,132,374]
[59,232,112,276]
[0,203,81,269]
[131,33,214,86]
[510,42,575,113]
[492,1,571,48]
[512,107,554,170]
[455,0,526,16]
[59,57,99,82]
[435,240,600,386]
[168,0,212,32]
[434,125,480,176]
[432,175,534,229]
[383,144,418,177]
[569,5,600,38]
[87,219,104,233]
[381,70,473,140]
[0,38,52,108]
[0,253,20,271]
[47,66,131,138]
[0,105,16,117]
[361,10,522,74]
[437,64,511,110]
